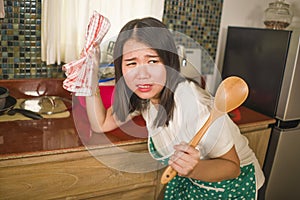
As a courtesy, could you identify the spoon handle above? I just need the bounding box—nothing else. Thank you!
[189,114,213,147]
[161,114,214,184]
[160,166,177,185]
[160,110,225,184]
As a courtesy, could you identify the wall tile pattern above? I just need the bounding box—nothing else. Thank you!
[0,0,62,79]
[163,0,223,60]
[0,0,222,79]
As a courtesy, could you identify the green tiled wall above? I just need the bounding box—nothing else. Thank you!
[0,0,63,79]
[0,0,223,79]
[163,0,223,60]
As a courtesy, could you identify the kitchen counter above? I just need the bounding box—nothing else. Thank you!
[0,78,276,199]
[0,78,148,158]
[0,104,274,158]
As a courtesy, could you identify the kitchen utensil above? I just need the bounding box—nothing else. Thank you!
[7,108,43,120]
[160,76,249,184]
[0,96,43,120]
[19,96,72,115]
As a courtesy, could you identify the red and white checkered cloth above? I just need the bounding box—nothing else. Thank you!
[62,11,110,96]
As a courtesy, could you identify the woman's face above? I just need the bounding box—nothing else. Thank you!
[122,39,166,103]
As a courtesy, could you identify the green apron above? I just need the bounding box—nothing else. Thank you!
[149,137,256,200]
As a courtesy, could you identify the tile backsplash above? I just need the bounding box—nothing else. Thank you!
[0,0,222,79]
[163,0,222,59]
[0,0,62,79]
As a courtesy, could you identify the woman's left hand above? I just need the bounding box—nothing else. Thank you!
[169,142,201,177]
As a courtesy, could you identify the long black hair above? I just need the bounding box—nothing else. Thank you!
[112,17,185,127]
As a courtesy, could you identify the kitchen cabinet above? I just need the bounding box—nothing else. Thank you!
[0,78,275,200]
[0,139,161,200]
[232,106,276,168]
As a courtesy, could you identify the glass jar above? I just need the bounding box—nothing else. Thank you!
[264,0,293,30]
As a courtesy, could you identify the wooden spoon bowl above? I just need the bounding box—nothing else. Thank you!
[214,76,249,113]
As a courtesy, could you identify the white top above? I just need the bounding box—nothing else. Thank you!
[142,81,265,190]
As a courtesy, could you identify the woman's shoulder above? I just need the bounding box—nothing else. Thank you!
[174,80,212,113]
[175,80,196,93]
[175,80,212,101]
[176,80,205,90]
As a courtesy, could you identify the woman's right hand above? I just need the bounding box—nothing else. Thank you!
[169,142,201,177]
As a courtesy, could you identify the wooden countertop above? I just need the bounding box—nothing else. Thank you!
[0,78,276,160]
[0,105,275,160]
[230,106,276,131]
[0,106,148,160]
[0,78,147,160]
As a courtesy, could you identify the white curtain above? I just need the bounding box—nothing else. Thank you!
[41,0,165,65]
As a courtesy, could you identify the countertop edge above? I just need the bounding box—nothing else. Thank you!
[0,138,148,167]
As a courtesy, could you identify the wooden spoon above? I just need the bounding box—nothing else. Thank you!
[160,76,249,184]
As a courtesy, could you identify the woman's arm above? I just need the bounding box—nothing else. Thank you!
[169,143,241,182]
[85,46,124,133]
[85,94,119,133]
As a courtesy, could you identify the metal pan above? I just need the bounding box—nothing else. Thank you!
[19,96,72,115]
[0,96,43,120]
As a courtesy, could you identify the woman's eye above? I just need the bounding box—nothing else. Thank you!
[126,62,136,67]
[149,60,159,64]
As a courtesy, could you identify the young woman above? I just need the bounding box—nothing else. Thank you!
[85,17,264,199]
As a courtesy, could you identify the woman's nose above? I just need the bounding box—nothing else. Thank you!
[136,64,150,79]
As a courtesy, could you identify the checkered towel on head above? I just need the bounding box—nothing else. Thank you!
[62,11,110,96]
